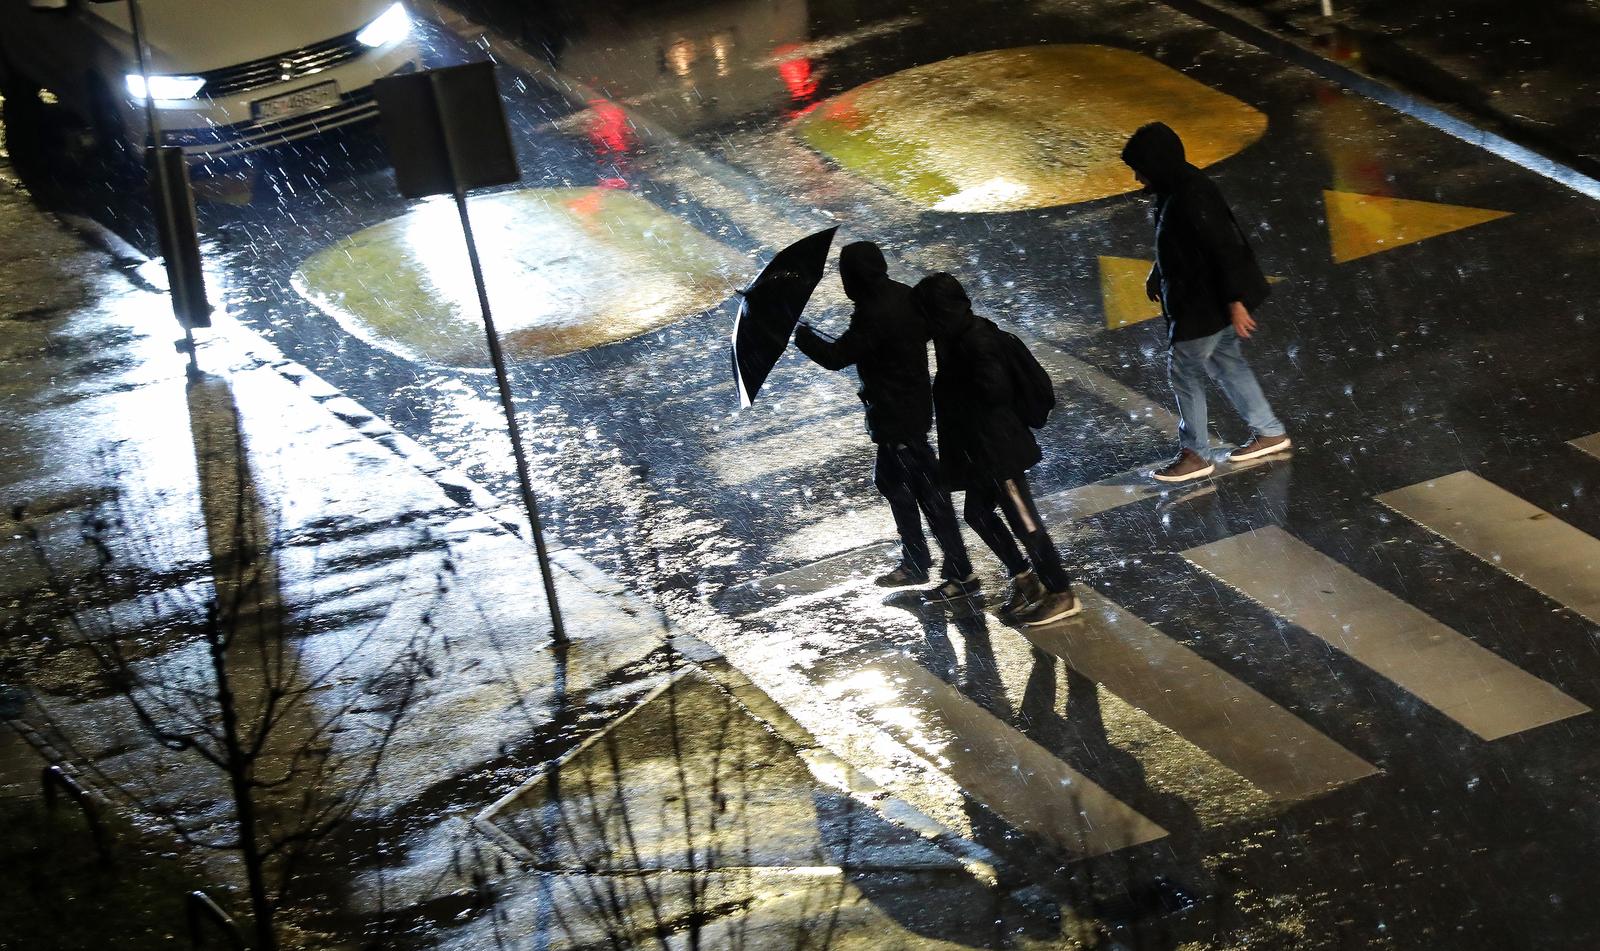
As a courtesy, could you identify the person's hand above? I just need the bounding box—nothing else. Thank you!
[1229,301,1257,339]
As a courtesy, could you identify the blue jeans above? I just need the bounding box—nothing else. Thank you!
[1168,327,1285,455]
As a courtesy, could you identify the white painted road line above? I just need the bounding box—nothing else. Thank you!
[1184,527,1589,741]
[1019,587,1378,800]
[1378,470,1600,626]
[1029,347,1178,435]
[812,649,1169,858]
[748,456,1284,601]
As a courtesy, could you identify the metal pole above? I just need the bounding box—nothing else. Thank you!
[128,0,199,377]
[41,765,112,865]
[126,0,159,142]
[186,890,246,950]
[451,188,568,644]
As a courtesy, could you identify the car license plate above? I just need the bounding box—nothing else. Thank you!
[253,81,339,122]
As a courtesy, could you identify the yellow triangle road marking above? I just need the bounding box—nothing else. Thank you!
[1324,190,1511,264]
[1100,256,1160,330]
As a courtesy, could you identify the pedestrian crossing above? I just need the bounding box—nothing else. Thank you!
[814,649,1171,859]
[744,452,1282,604]
[1378,470,1600,626]
[1184,526,1588,740]
[1019,587,1378,799]
[738,437,1600,865]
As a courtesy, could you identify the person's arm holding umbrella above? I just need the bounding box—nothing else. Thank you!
[794,315,873,371]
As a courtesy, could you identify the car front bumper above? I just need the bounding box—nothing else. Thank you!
[128,40,419,160]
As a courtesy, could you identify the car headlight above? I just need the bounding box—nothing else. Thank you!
[125,73,206,101]
[357,3,412,48]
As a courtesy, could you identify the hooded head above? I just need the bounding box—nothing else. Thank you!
[839,241,889,302]
[1120,122,1188,194]
[911,272,975,342]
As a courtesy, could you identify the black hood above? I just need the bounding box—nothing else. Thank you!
[839,241,889,302]
[1121,122,1190,193]
[911,272,975,341]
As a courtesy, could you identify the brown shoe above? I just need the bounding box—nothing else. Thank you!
[1152,448,1215,484]
[999,569,1047,619]
[1015,588,1083,626]
[1228,434,1292,463]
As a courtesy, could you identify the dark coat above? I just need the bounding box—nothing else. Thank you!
[793,242,933,445]
[912,274,1041,490]
[1121,122,1268,344]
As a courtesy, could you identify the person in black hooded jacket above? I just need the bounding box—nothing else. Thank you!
[794,241,976,595]
[1121,122,1292,484]
[910,272,1081,625]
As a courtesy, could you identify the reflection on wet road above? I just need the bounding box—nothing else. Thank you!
[295,186,746,365]
[797,44,1266,211]
[14,0,1600,944]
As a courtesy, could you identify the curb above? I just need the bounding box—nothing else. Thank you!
[1199,1,1600,182]
[1156,0,1600,202]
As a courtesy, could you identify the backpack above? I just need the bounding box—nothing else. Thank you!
[996,329,1055,429]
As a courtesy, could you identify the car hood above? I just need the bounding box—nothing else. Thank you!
[88,0,396,74]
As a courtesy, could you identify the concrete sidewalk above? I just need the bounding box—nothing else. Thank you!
[0,152,680,934]
[0,161,1015,945]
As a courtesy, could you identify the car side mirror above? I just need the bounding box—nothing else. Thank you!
[27,0,72,10]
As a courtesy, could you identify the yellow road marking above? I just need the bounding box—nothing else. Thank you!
[797,45,1267,212]
[1324,190,1511,263]
[1100,257,1283,330]
[293,187,746,366]
[1099,255,1160,329]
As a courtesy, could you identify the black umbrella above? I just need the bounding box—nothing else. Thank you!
[731,225,839,407]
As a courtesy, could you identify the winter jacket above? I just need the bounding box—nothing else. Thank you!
[1121,122,1268,344]
[794,242,933,445]
[912,273,1042,490]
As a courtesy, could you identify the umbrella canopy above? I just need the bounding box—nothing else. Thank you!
[730,226,838,407]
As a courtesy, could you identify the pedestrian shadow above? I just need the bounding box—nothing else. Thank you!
[883,592,1214,946]
[881,590,1034,721]
[1017,653,1201,841]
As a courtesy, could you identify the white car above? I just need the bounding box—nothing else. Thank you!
[0,0,421,162]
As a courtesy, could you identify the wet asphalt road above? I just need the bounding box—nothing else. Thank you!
[11,0,1600,946]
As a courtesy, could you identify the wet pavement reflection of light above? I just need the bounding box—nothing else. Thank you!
[10,0,1600,945]
[293,186,747,365]
[798,44,1267,211]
